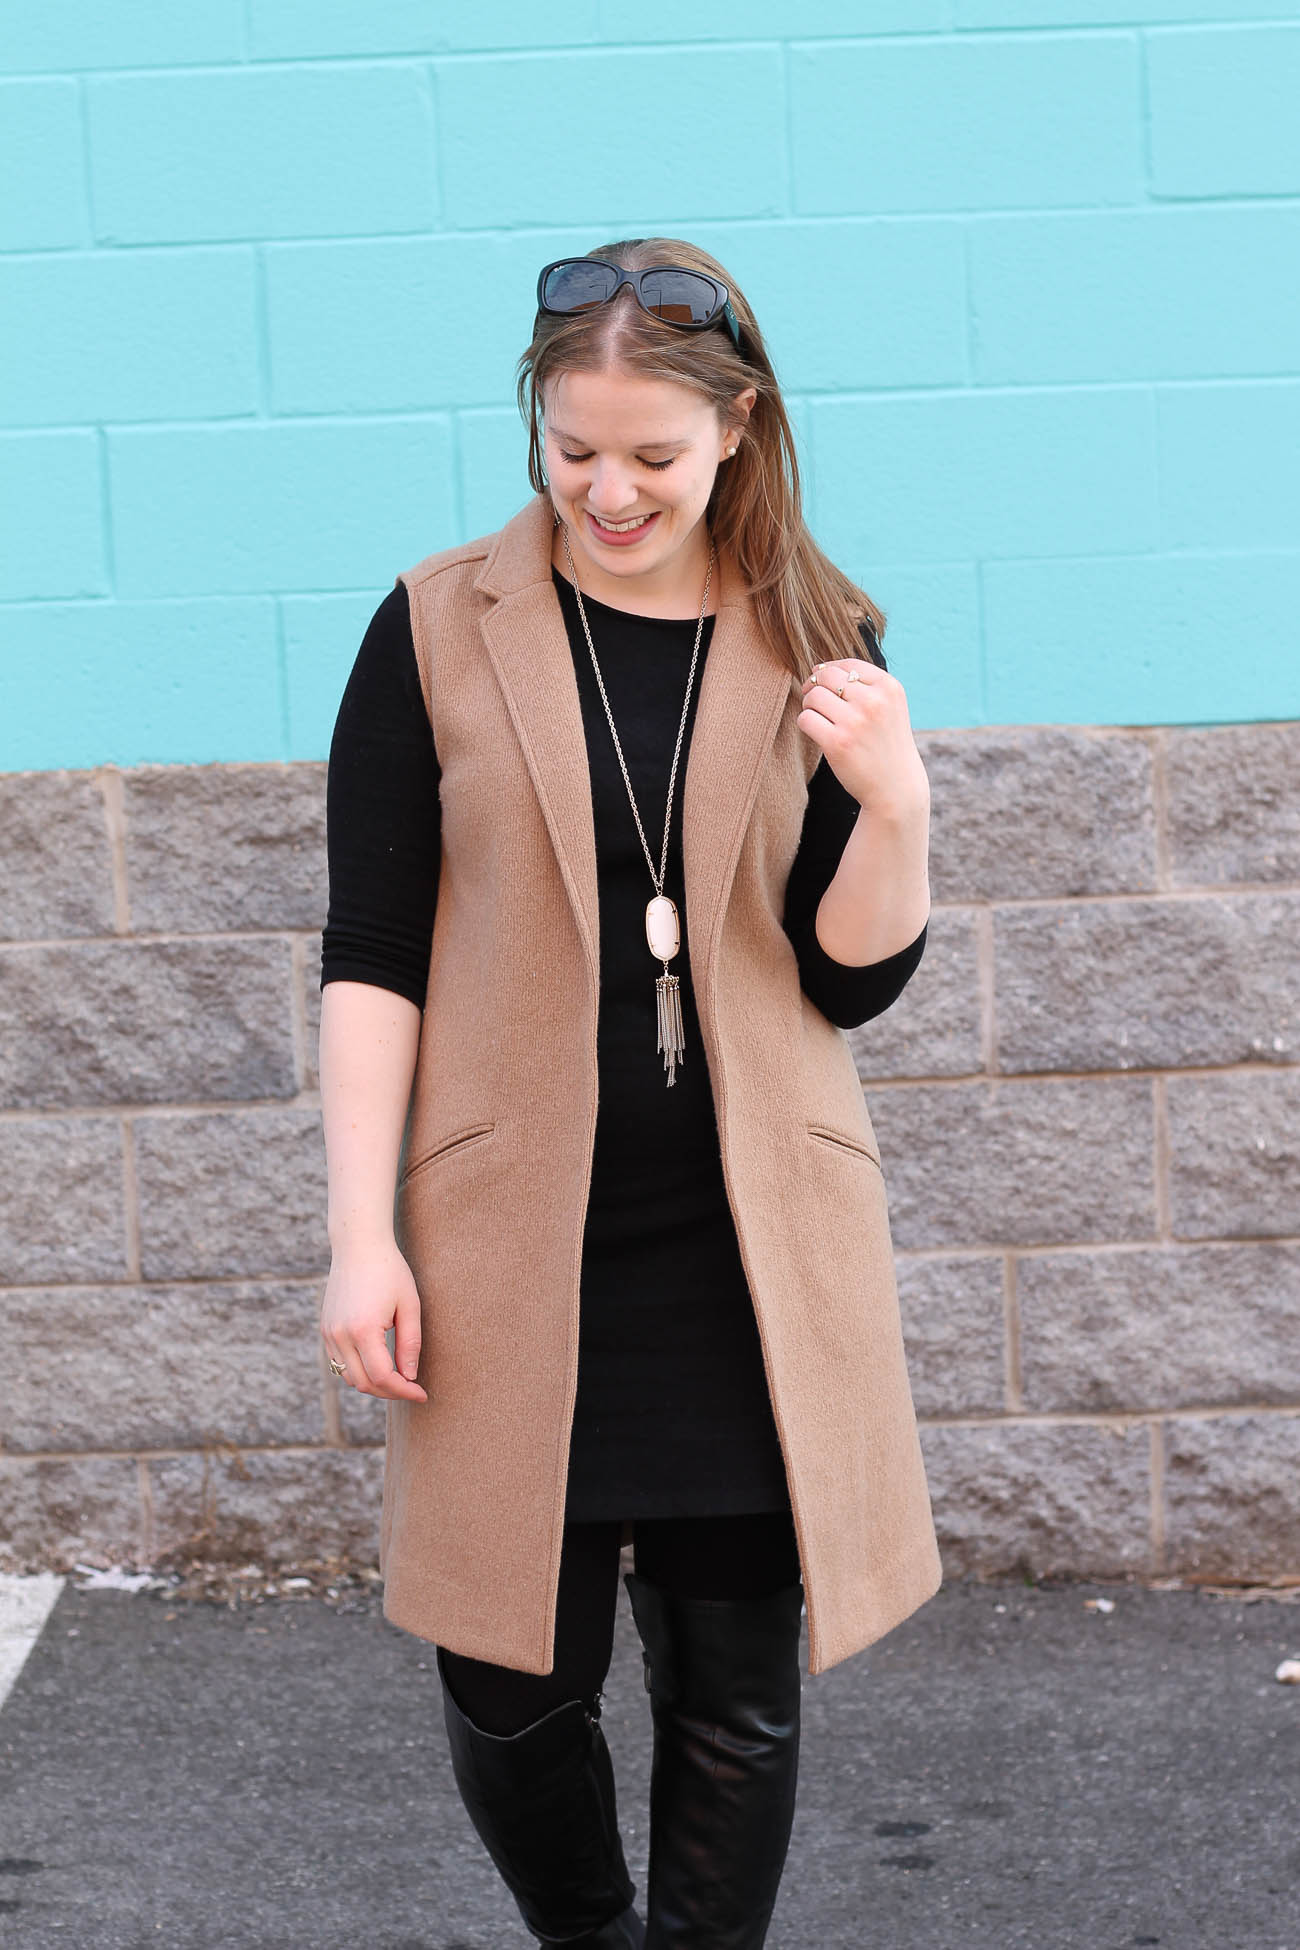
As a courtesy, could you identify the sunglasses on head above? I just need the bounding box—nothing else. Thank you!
[536,257,745,357]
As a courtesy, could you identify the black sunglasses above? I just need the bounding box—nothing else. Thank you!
[536,257,745,357]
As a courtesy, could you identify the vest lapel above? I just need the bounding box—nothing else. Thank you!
[681,594,797,1009]
[474,493,795,1001]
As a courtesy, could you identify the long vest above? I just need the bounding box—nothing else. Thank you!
[379,489,943,1678]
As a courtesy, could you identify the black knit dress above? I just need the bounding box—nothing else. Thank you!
[320,566,927,1524]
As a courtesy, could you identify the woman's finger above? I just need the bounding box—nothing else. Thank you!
[355,1327,428,1402]
[324,1334,356,1383]
[798,680,851,725]
[801,659,883,696]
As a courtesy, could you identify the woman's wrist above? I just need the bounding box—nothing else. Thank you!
[327,1210,399,1256]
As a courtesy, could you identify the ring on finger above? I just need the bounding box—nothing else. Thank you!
[328,1355,347,1378]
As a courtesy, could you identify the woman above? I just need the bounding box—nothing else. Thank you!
[317,240,942,1948]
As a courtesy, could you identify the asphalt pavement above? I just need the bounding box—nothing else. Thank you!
[1,1566,1296,1950]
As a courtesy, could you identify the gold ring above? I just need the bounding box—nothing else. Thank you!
[328,1356,346,1378]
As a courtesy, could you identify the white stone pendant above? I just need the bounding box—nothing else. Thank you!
[645,894,680,962]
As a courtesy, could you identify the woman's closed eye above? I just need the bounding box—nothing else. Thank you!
[559,449,677,471]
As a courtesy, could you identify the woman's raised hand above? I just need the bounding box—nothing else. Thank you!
[797,657,929,820]
[320,1238,429,1403]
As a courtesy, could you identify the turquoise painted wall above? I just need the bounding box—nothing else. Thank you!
[3,4,1298,768]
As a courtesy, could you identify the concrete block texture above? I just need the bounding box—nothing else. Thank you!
[0,430,106,602]
[123,761,328,934]
[847,906,984,1081]
[133,1108,329,1281]
[919,726,1156,901]
[1017,1243,1300,1414]
[0,938,300,1109]
[1162,1412,1300,1581]
[7,12,1300,769]
[146,1445,385,1568]
[0,78,88,249]
[920,1419,1154,1578]
[1,720,1295,1579]
[1147,23,1300,199]
[85,64,437,244]
[789,32,1142,214]
[0,1115,128,1285]
[870,1077,1158,1249]
[0,247,259,429]
[0,1279,330,1453]
[0,1454,144,1574]
[896,1253,1008,1417]
[435,48,785,229]
[1166,1071,1300,1241]
[993,892,1299,1074]
[1164,722,1300,888]
[0,769,116,941]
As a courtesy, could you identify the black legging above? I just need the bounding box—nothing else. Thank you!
[438,1510,801,1737]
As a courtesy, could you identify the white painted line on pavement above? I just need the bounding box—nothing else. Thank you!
[0,1573,65,1708]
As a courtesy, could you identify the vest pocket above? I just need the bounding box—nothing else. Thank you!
[806,1122,881,1168]
[398,1120,497,1188]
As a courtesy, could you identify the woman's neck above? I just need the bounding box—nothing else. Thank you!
[550,527,718,621]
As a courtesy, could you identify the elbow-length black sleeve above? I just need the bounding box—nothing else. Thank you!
[319,580,441,1010]
[780,623,928,1031]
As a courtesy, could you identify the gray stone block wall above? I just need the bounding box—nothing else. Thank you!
[1,725,1296,1587]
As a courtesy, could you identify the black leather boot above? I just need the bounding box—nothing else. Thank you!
[437,1644,646,1947]
[622,1572,804,1949]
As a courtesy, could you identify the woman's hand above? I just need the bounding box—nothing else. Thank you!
[797,658,929,819]
[320,1237,429,1403]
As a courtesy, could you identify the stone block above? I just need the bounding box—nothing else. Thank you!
[918,727,1156,902]
[994,893,1298,1073]
[896,1253,1006,1416]
[145,1445,385,1567]
[0,937,298,1109]
[124,761,328,933]
[849,906,983,1081]
[1163,1413,1300,1579]
[88,64,437,246]
[869,1077,1157,1249]
[301,929,322,1092]
[1018,1243,1300,1413]
[141,1452,207,1565]
[920,1417,1153,1578]
[0,1453,143,1574]
[1,1279,326,1453]
[1167,1071,1300,1240]
[134,1107,329,1280]
[1165,723,1300,888]
[0,770,116,941]
[0,1114,127,1284]
[339,1378,391,1448]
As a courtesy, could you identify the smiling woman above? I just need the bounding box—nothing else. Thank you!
[543,368,748,605]
[317,235,938,1949]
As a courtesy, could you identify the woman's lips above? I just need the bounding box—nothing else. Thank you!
[586,509,661,546]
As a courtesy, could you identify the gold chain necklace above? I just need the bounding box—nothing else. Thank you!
[559,517,714,1088]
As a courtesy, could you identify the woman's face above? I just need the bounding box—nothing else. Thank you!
[543,367,754,603]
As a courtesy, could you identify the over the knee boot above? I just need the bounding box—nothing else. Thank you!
[437,1645,646,1947]
[623,1572,804,1949]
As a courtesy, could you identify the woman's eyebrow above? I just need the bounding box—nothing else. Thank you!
[548,429,688,451]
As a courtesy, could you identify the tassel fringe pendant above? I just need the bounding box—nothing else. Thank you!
[646,895,685,1088]
[655,969,685,1087]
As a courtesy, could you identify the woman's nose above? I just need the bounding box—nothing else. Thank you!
[586,465,642,513]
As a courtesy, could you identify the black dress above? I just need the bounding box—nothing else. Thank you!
[320,566,927,1523]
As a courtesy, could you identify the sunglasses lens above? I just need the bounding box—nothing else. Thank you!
[639,269,722,327]
[540,261,620,313]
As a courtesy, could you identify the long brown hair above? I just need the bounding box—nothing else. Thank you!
[514,237,886,682]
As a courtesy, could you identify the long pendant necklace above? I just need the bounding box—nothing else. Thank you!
[559,518,713,1088]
